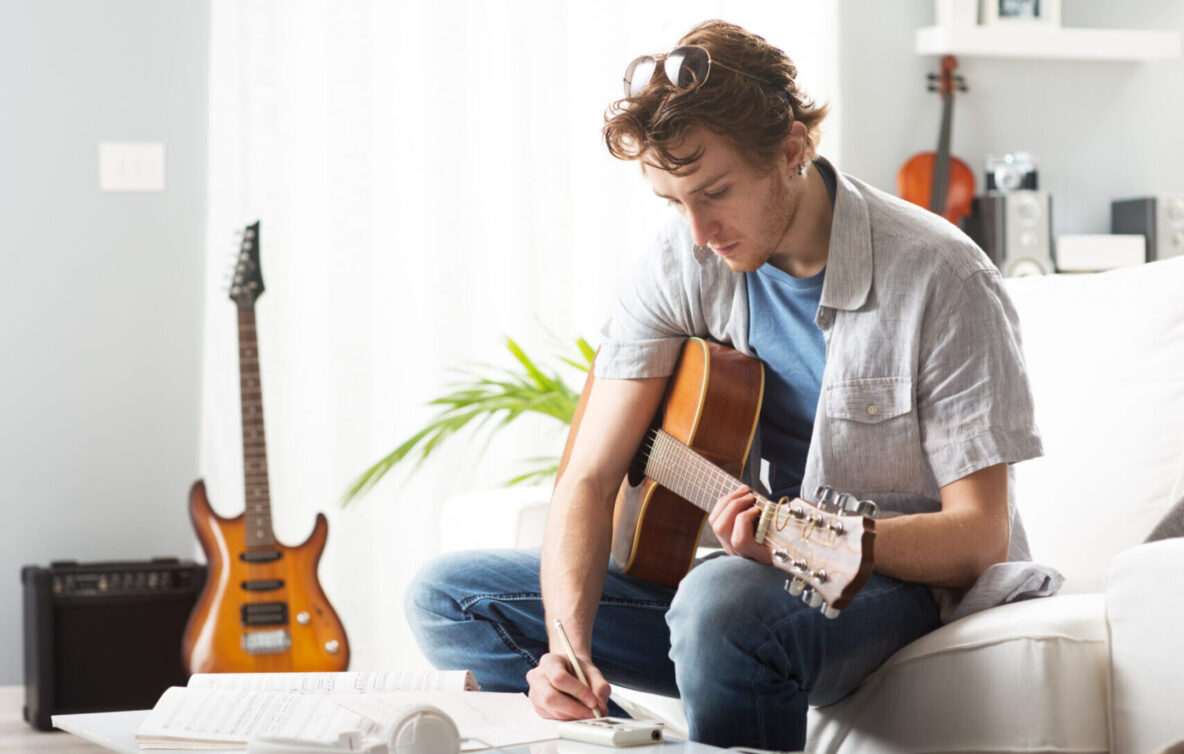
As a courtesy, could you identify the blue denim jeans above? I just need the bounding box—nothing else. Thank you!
[405,548,940,750]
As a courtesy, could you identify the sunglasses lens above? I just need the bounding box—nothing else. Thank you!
[666,46,710,89]
[624,56,658,97]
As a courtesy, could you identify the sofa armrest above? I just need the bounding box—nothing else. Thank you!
[1106,538,1184,754]
[439,484,551,552]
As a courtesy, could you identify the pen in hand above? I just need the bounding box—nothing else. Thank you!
[552,618,604,717]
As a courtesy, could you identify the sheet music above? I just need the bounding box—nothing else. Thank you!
[187,669,478,694]
[135,687,386,749]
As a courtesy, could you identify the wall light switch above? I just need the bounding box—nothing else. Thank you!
[99,141,166,192]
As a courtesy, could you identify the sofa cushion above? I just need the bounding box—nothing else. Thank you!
[806,593,1108,754]
[1107,538,1184,754]
[1003,257,1184,593]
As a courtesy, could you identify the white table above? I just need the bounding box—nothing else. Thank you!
[47,699,730,754]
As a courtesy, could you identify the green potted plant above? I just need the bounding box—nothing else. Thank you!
[341,336,595,506]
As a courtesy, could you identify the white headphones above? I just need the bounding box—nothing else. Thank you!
[246,704,460,754]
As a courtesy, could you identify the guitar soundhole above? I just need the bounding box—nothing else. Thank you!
[241,602,289,627]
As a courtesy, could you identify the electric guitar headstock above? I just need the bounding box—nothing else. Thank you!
[754,486,877,618]
[229,221,264,309]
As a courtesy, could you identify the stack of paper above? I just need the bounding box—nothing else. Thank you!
[132,671,557,752]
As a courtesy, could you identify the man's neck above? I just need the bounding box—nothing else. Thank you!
[768,165,833,279]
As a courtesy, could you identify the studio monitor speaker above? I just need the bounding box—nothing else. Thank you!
[1111,194,1184,262]
[965,191,1054,277]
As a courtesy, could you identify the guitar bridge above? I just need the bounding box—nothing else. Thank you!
[241,629,291,654]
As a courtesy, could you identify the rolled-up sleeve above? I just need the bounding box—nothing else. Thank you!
[916,268,1044,486]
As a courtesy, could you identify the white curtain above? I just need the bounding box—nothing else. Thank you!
[202,0,839,671]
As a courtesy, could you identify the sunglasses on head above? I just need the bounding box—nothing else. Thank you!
[622,45,769,98]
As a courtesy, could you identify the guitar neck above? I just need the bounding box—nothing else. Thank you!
[642,429,772,515]
[238,306,276,548]
[931,91,953,214]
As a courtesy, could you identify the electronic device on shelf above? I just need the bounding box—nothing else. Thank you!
[965,191,1054,277]
[1111,194,1184,262]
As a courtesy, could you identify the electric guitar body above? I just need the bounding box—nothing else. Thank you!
[182,221,349,673]
[184,480,348,673]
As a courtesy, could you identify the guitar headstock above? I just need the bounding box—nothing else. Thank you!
[755,486,876,618]
[229,221,264,309]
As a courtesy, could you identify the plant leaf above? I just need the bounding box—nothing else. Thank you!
[341,335,591,506]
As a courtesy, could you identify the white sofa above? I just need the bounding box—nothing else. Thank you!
[441,255,1184,754]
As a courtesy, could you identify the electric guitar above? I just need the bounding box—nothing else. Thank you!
[560,338,876,617]
[182,221,350,672]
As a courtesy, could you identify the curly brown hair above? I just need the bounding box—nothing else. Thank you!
[603,20,828,174]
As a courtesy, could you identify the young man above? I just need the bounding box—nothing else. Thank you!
[407,20,1057,750]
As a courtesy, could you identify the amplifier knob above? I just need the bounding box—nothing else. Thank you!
[325,640,340,653]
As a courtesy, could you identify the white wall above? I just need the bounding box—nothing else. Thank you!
[839,0,1184,235]
[0,0,208,684]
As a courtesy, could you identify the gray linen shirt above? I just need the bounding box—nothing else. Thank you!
[596,158,1062,622]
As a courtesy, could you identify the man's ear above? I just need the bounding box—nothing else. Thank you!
[782,121,810,168]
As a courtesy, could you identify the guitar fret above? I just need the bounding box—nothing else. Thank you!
[646,430,753,513]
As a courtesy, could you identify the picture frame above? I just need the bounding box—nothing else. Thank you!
[980,0,1062,27]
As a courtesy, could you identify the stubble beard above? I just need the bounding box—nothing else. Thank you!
[758,172,797,271]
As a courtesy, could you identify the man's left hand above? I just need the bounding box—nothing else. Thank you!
[708,486,773,564]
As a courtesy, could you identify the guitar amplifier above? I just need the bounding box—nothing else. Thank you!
[22,558,206,730]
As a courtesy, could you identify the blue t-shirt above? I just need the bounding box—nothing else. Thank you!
[746,265,826,498]
[745,161,835,498]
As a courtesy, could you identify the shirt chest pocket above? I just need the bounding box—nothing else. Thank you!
[826,376,914,423]
[822,376,920,490]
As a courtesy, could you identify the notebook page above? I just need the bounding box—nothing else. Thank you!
[187,670,478,694]
[135,687,385,749]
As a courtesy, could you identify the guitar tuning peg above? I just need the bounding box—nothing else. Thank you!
[784,577,806,596]
[801,588,824,609]
[821,605,842,620]
[856,499,878,519]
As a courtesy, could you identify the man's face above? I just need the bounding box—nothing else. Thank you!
[644,128,797,274]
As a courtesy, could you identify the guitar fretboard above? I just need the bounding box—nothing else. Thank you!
[642,429,771,515]
[238,307,276,548]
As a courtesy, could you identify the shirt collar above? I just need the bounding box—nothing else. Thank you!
[689,156,873,311]
[816,156,872,312]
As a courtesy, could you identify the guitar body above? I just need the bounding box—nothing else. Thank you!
[609,339,765,587]
[183,480,349,673]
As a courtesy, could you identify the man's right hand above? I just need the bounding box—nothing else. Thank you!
[526,651,611,720]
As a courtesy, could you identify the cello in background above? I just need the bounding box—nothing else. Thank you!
[898,55,976,227]
[183,221,349,674]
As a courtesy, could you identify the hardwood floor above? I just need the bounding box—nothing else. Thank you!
[0,686,108,752]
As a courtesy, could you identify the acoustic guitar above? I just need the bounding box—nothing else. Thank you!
[182,221,350,673]
[560,338,876,617]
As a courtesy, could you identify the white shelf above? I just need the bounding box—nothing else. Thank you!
[916,25,1181,61]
